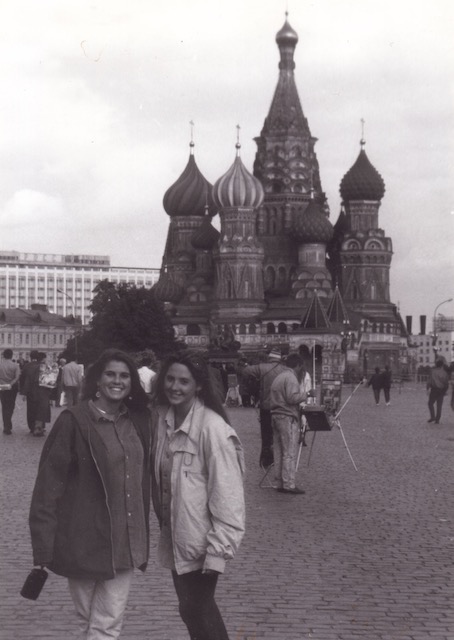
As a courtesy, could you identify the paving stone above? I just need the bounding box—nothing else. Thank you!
[1,385,454,638]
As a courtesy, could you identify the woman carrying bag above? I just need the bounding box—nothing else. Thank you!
[28,349,151,639]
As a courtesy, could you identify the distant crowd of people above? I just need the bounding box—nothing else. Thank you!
[0,346,452,639]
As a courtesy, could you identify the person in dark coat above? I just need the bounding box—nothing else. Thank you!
[29,349,151,639]
[381,365,392,406]
[426,359,450,424]
[367,367,383,405]
[19,350,40,434]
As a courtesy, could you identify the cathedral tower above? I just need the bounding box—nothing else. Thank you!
[211,139,265,322]
[253,14,328,297]
[334,136,393,318]
[157,140,216,300]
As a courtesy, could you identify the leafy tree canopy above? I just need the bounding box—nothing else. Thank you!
[61,280,184,365]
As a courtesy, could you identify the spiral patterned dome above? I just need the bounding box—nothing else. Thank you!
[163,145,216,217]
[213,147,264,209]
[340,147,385,202]
[191,215,220,250]
[293,200,334,244]
[276,14,298,47]
[152,273,184,304]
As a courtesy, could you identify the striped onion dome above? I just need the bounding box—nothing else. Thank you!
[213,144,264,209]
[163,143,216,217]
[191,213,220,250]
[340,142,385,202]
[152,273,184,304]
[293,199,334,244]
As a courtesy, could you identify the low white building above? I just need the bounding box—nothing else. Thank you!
[0,305,77,363]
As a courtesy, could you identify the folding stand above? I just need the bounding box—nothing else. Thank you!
[304,380,362,472]
[259,380,362,486]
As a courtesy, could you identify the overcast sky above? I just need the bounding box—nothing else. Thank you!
[1,0,453,328]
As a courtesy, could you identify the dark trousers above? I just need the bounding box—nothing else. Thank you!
[172,570,229,640]
[259,409,274,468]
[0,387,18,432]
[383,387,391,403]
[26,398,38,431]
[428,388,445,422]
[372,388,382,404]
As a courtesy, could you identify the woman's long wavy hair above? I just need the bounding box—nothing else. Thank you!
[154,352,230,424]
[81,348,148,411]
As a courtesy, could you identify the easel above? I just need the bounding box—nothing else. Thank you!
[259,380,361,487]
[304,380,362,472]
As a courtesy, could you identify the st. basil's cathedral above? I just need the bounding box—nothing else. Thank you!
[152,14,408,380]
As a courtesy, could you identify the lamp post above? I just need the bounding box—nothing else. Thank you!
[432,297,453,351]
[57,288,78,358]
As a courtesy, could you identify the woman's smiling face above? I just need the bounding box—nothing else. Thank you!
[164,363,200,415]
[97,360,132,405]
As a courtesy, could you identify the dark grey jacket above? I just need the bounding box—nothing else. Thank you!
[29,401,151,580]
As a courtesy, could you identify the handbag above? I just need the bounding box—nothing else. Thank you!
[20,568,48,600]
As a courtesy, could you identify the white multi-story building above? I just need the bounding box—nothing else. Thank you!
[0,251,160,325]
[411,331,454,367]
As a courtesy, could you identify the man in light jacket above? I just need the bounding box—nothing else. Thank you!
[62,356,83,407]
[270,353,307,494]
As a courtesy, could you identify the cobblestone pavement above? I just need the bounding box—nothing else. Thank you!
[1,383,454,640]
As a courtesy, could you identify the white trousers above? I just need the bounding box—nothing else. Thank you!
[68,569,134,639]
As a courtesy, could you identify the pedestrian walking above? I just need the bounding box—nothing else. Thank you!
[270,353,307,495]
[61,355,83,406]
[151,352,245,640]
[382,365,392,405]
[33,353,57,437]
[0,349,21,435]
[19,350,40,434]
[242,348,286,468]
[367,367,383,405]
[427,359,450,424]
[28,348,151,640]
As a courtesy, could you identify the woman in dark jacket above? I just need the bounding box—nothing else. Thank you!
[29,349,151,639]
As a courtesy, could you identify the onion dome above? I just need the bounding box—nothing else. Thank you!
[276,13,298,47]
[191,212,220,250]
[213,142,264,209]
[163,142,216,217]
[293,199,334,244]
[152,272,184,304]
[340,141,385,202]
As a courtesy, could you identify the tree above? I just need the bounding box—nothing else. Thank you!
[61,280,184,365]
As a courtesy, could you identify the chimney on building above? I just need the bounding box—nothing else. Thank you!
[420,315,426,335]
[405,315,412,334]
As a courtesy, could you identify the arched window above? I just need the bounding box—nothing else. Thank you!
[239,323,247,335]
[278,322,287,334]
[266,323,276,335]
[187,323,201,336]
[248,323,256,335]
[264,266,276,291]
[277,266,286,287]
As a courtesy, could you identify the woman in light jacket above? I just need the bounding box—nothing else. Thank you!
[29,349,151,639]
[151,352,245,640]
